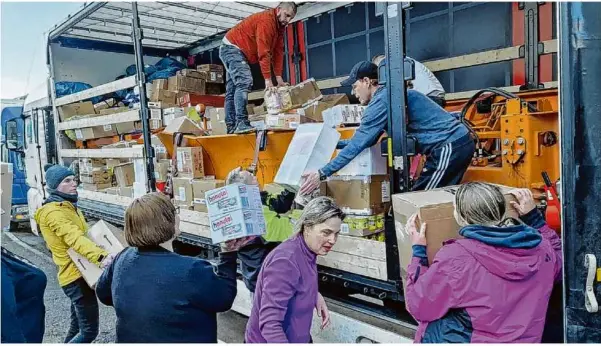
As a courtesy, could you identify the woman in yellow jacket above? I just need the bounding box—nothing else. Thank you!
[34,165,113,343]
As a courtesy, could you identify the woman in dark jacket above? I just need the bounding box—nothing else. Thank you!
[405,182,562,343]
[95,192,250,343]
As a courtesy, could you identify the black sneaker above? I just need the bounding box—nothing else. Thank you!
[234,121,256,134]
[226,123,235,134]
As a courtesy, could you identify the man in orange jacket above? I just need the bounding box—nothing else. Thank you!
[219,2,297,134]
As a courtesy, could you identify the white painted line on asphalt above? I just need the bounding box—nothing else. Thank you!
[3,231,53,264]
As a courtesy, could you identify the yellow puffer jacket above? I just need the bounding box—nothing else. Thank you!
[34,201,107,287]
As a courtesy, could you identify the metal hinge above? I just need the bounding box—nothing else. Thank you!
[584,254,599,313]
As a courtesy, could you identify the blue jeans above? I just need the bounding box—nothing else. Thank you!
[62,278,99,343]
[219,44,253,127]
[1,248,47,343]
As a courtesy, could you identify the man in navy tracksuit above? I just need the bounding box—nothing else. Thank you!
[300,61,475,194]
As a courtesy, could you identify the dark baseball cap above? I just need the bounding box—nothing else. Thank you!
[340,61,379,87]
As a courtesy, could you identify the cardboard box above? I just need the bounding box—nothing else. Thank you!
[341,214,385,237]
[253,104,267,116]
[209,209,266,244]
[326,175,390,216]
[94,98,118,112]
[205,184,263,216]
[335,144,387,176]
[191,179,225,212]
[168,75,205,94]
[274,123,341,186]
[149,119,163,130]
[176,147,204,178]
[58,101,96,122]
[197,64,225,83]
[79,167,111,184]
[152,79,169,91]
[105,159,122,170]
[177,69,205,79]
[81,182,112,191]
[149,108,162,120]
[1,163,13,230]
[297,94,350,122]
[99,106,129,116]
[148,101,177,110]
[67,220,127,287]
[103,187,119,195]
[150,89,178,104]
[115,121,142,135]
[281,78,322,109]
[164,116,204,136]
[266,113,314,129]
[113,163,135,187]
[79,158,106,174]
[173,177,194,206]
[74,125,117,141]
[154,160,171,182]
[206,107,228,135]
[392,185,519,283]
[163,107,185,126]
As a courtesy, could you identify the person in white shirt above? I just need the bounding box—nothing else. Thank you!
[372,55,446,107]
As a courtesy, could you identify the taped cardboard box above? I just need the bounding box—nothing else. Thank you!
[113,163,135,187]
[206,107,228,136]
[67,220,127,287]
[79,167,111,184]
[392,185,519,285]
[177,69,205,79]
[326,175,390,216]
[173,177,194,206]
[335,144,387,176]
[105,159,124,170]
[176,147,204,178]
[79,159,106,174]
[192,179,225,212]
[99,106,129,116]
[116,121,142,135]
[58,101,96,122]
[297,94,350,122]
[74,125,118,141]
[81,182,112,191]
[275,123,341,187]
[150,89,178,104]
[168,75,205,94]
[164,116,204,136]
[94,98,118,112]
[197,64,225,84]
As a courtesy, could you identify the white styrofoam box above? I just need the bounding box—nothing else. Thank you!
[205,184,263,217]
[163,112,184,126]
[322,105,346,128]
[274,123,340,186]
[133,182,147,198]
[132,158,147,183]
[335,144,387,176]
[209,209,266,244]
[163,107,184,115]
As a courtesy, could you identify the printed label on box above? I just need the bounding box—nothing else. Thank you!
[176,151,184,171]
[75,129,83,140]
[103,124,112,131]
[178,187,186,201]
[340,223,350,235]
[193,198,206,204]
[382,181,391,203]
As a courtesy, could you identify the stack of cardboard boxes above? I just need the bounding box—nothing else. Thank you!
[326,145,389,238]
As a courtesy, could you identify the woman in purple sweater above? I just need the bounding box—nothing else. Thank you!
[245,197,345,343]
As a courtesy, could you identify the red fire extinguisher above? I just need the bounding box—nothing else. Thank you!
[542,172,561,232]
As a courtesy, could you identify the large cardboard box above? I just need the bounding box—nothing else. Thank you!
[205,183,265,243]
[173,177,194,207]
[79,167,111,184]
[115,121,142,135]
[113,163,135,187]
[176,147,204,178]
[392,185,520,284]
[168,75,205,94]
[327,175,390,215]
[150,89,178,104]
[164,116,203,136]
[74,125,117,141]
[67,220,127,287]
[1,163,13,230]
[177,69,205,79]
[297,94,350,122]
[197,64,225,84]
[192,179,225,212]
[335,144,387,176]
[207,107,228,135]
[58,101,96,122]
[274,123,340,187]
[81,182,112,191]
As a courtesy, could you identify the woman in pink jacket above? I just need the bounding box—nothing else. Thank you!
[405,182,562,343]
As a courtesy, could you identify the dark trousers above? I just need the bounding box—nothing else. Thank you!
[413,134,475,191]
[1,248,47,343]
[219,44,253,131]
[61,278,99,343]
[428,95,446,108]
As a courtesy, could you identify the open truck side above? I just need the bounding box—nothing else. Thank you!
[22,1,600,343]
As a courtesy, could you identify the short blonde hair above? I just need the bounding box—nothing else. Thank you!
[294,197,345,234]
[124,192,176,247]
